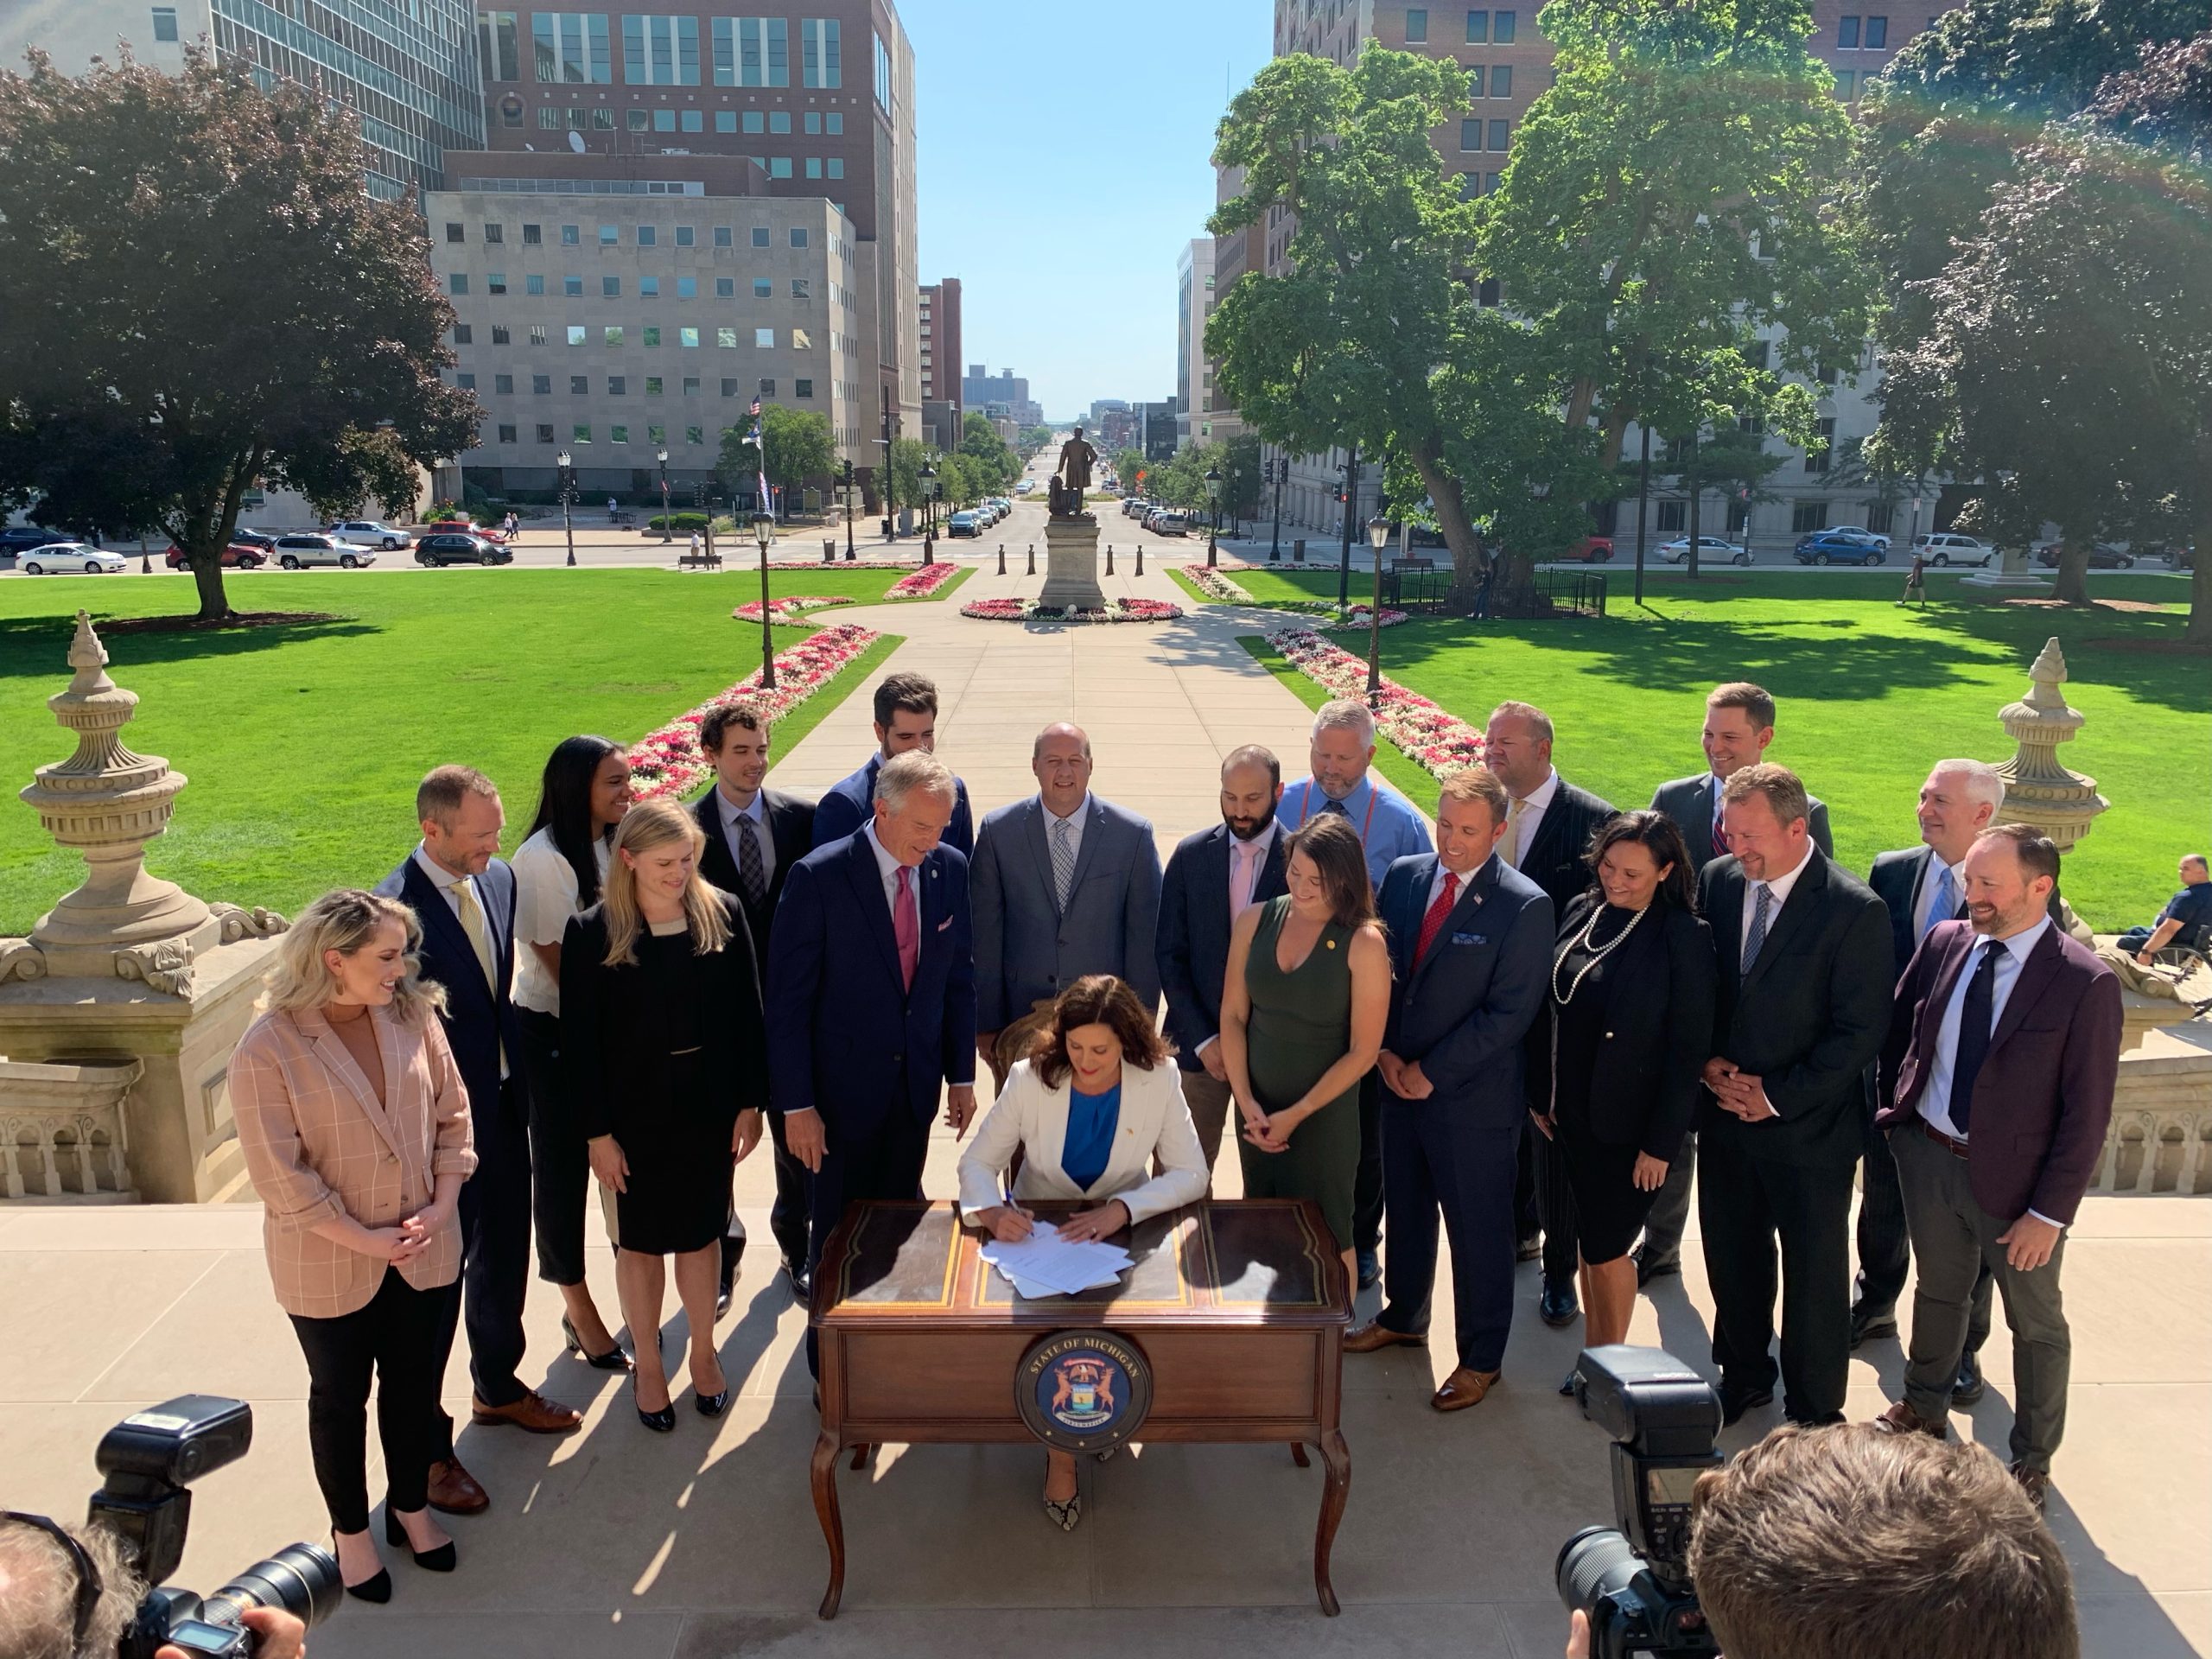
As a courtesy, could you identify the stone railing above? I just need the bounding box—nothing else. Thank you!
[1,1058,143,1199]
[2093,1021,2212,1195]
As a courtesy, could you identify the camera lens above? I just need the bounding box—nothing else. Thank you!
[201,1542,344,1632]
[1557,1524,1646,1615]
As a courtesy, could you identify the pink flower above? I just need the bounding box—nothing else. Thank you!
[960,597,1184,624]
[887,563,959,598]
[1263,625,1485,781]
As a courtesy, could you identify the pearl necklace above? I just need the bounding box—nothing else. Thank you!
[1552,901,1648,1006]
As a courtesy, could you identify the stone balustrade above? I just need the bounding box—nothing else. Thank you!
[1,1058,143,1198]
[2094,1020,2212,1195]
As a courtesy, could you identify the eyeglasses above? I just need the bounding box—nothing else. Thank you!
[3,1512,103,1649]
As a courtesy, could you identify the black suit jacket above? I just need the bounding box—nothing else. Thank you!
[1652,772,1834,875]
[1514,775,1617,917]
[373,852,526,1132]
[1868,843,2067,983]
[692,785,816,962]
[1155,823,1289,1071]
[1696,847,1892,1167]
[1527,893,1717,1160]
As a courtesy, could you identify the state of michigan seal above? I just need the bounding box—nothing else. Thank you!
[1015,1329,1153,1453]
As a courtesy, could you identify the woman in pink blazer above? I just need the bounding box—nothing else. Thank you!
[232,889,478,1604]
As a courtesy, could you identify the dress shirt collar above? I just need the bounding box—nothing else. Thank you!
[1230,818,1278,859]
[1517,769,1560,810]
[861,820,906,890]
[1751,838,1816,906]
[1044,791,1090,826]
[1983,914,2052,969]
[1317,773,1374,815]
[715,783,766,827]
[410,842,474,900]
[1432,851,1494,904]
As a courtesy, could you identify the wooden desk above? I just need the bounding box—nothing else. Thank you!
[809,1198,1351,1618]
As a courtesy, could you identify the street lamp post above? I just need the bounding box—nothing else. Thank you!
[1336,441,1361,610]
[1268,455,1284,563]
[658,448,671,543]
[557,450,577,568]
[705,493,721,567]
[842,457,856,560]
[918,458,937,556]
[1365,512,1391,698]
[1204,462,1222,569]
[752,510,778,690]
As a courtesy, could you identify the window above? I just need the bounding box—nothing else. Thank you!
[494,372,515,393]
[610,424,629,443]
[453,323,474,344]
[721,378,740,397]
[640,276,659,296]
[1834,68,1856,98]
[751,226,771,247]
[827,111,842,134]
[445,222,466,243]
[645,376,664,395]
[1489,119,1510,150]
[562,223,580,245]
[151,5,181,41]
[1792,500,1829,533]
[769,110,791,134]
[530,324,549,345]
[573,424,592,443]
[714,16,789,86]
[874,28,892,111]
[795,378,813,398]
[564,274,583,295]
[567,325,587,346]
[490,324,510,344]
[1726,499,1749,533]
[501,101,524,127]
[742,109,765,132]
[683,376,701,395]
[608,375,626,393]
[1404,7,1428,42]
[755,327,774,347]
[753,277,772,297]
[1866,500,1895,534]
[531,12,612,83]
[1466,66,1484,99]
[1746,338,1771,370]
[483,222,504,245]
[486,271,507,294]
[827,157,843,179]
[1460,118,1481,150]
[717,326,739,347]
[623,14,702,84]
[1806,417,1835,473]
[790,227,808,248]
[1484,172,1503,194]
[456,372,476,390]
[635,225,656,246]
[685,424,705,445]
[522,223,542,246]
[715,226,733,247]
[1490,65,1511,98]
[524,274,545,296]
[791,327,810,349]
[644,326,662,346]
[805,157,821,179]
[532,374,553,394]
[1864,15,1888,47]
[1495,10,1516,41]
[602,275,620,296]
[1838,15,1859,46]
[536,423,556,443]
[715,277,734,297]
[803,17,841,86]
[759,377,775,396]
[499,423,518,443]
[804,111,821,133]
[674,225,695,246]
[1654,500,1685,533]
[677,276,697,299]
[1465,8,1487,41]
[770,156,793,177]
[599,224,618,245]
[681,109,702,130]
[791,278,809,299]
[448,273,468,294]
[627,107,649,130]
[648,423,667,445]
[1738,411,1765,435]
[680,327,700,347]
[715,110,736,130]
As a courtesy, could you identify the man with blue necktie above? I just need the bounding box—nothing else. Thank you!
[1859,760,2006,1395]
[1275,698,1433,1288]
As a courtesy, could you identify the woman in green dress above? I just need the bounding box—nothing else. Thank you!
[1219,812,1390,1302]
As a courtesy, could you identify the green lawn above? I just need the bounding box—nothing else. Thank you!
[0,568,912,932]
[1234,569,2206,928]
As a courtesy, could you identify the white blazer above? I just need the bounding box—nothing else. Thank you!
[957,1058,1209,1225]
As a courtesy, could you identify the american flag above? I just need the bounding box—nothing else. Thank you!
[748,397,762,418]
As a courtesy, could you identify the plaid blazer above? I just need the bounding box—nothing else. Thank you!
[231,1004,478,1319]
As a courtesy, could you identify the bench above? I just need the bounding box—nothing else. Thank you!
[677,550,722,570]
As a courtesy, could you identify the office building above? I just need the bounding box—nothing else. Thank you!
[961,365,1041,429]
[1141,399,1179,464]
[1175,238,1215,449]
[918,276,962,414]
[1205,162,1259,446]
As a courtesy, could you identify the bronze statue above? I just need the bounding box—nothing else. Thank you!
[1054,426,1098,513]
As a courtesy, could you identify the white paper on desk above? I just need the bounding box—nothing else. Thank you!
[981,1220,1133,1296]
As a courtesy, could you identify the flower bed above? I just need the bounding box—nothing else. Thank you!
[1179,564,1255,603]
[626,622,881,801]
[761,557,924,571]
[886,562,959,598]
[1323,606,1410,632]
[961,597,1185,624]
[1265,625,1487,779]
[730,594,856,623]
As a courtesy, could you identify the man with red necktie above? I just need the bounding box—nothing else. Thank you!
[1347,766,1554,1413]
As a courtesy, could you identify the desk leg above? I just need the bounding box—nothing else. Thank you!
[1313,1429,1351,1617]
[810,1429,846,1619]
[1289,1442,1310,1468]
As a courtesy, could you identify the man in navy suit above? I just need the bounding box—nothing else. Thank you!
[1156,746,1290,1180]
[691,699,817,1304]
[1346,766,1554,1413]
[809,671,974,856]
[766,750,978,1373]
[971,722,1162,1089]
[376,766,581,1515]
[1637,682,1834,1288]
[1858,760,2005,1395]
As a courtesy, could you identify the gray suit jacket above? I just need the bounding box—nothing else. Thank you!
[1651,772,1834,876]
[970,793,1164,1030]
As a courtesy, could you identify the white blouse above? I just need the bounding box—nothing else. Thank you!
[510,826,611,1016]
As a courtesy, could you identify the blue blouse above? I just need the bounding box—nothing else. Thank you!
[1060,1082,1122,1192]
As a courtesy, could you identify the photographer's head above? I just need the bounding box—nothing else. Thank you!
[1689,1425,2076,1659]
[0,1514,140,1659]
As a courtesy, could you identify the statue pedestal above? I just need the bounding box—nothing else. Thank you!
[1038,516,1106,611]
[1961,545,2051,594]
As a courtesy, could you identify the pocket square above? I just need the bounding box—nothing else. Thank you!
[936,917,952,931]
[1451,931,1487,946]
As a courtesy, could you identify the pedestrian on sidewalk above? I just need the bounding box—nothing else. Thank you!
[689,530,703,563]
[1901,550,1928,607]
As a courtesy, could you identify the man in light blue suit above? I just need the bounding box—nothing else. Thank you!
[971,723,1163,1086]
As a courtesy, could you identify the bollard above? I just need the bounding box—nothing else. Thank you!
[1027,543,1036,575]
[1105,543,1115,575]
[996,543,1007,574]
[1294,537,1306,563]
[1270,540,1282,564]
[1135,543,1144,575]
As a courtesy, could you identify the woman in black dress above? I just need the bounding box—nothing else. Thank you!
[1528,811,1715,1389]
[562,798,766,1431]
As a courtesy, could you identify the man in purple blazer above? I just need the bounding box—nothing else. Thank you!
[1873,823,2121,1510]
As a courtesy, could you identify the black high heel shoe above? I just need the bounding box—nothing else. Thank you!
[635,1376,676,1433]
[384,1509,456,1573]
[562,1313,634,1373]
[695,1369,731,1418]
[334,1533,391,1604]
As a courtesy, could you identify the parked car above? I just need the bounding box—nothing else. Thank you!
[2033,542,2133,569]
[272,533,376,569]
[1560,535,1614,563]
[1148,511,1191,537]
[1910,531,1994,568]
[1015,479,1036,495]
[19,543,129,575]
[327,519,413,550]
[0,524,70,560]
[422,517,508,544]
[1823,524,1891,550]
[414,531,512,567]
[946,511,981,538]
[164,537,270,569]
[1656,535,1747,566]
[1122,498,1149,518]
[1794,531,1887,566]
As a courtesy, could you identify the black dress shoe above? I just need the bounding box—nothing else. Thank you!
[1539,1279,1580,1328]
[1356,1250,1381,1291]
[1633,1246,1681,1288]
[696,1386,732,1418]
[1559,1370,1580,1397]
[717,1233,745,1319]
[562,1314,633,1373]
[1952,1351,1986,1407]
[383,1510,455,1573]
[1848,1306,1900,1351]
[1719,1383,1775,1427]
[784,1257,811,1304]
[634,1378,676,1433]
[334,1535,391,1604]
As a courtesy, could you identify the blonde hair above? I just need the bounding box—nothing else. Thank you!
[601,798,732,967]
[261,889,447,1026]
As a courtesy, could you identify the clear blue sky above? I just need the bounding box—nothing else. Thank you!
[908,1,1274,421]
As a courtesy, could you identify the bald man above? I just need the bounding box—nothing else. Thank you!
[971,723,1164,1089]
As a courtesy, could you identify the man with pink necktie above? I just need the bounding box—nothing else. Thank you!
[766,750,976,1375]
[1155,747,1291,1185]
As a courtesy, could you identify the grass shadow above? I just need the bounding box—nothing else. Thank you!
[0,610,379,679]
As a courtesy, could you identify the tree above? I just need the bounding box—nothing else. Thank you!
[1221,431,1263,530]
[960,410,1020,493]
[715,405,832,510]
[0,48,478,619]
[885,435,926,513]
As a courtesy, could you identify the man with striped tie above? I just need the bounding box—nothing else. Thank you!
[1695,765,1891,1428]
[1637,683,1834,1289]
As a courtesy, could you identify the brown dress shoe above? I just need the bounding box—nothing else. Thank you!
[426,1457,488,1515]
[470,1389,583,1434]
[1872,1399,1948,1440]
[1431,1367,1502,1412]
[2009,1462,2050,1513]
[1344,1320,1426,1354]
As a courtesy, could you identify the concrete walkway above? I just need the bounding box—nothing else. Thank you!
[2,512,2205,1659]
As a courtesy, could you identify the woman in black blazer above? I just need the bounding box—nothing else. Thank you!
[1529,810,1716,1385]
[562,799,767,1431]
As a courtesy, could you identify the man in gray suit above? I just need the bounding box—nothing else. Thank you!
[972,723,1164,1087]
[1637,681,1834,1286]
